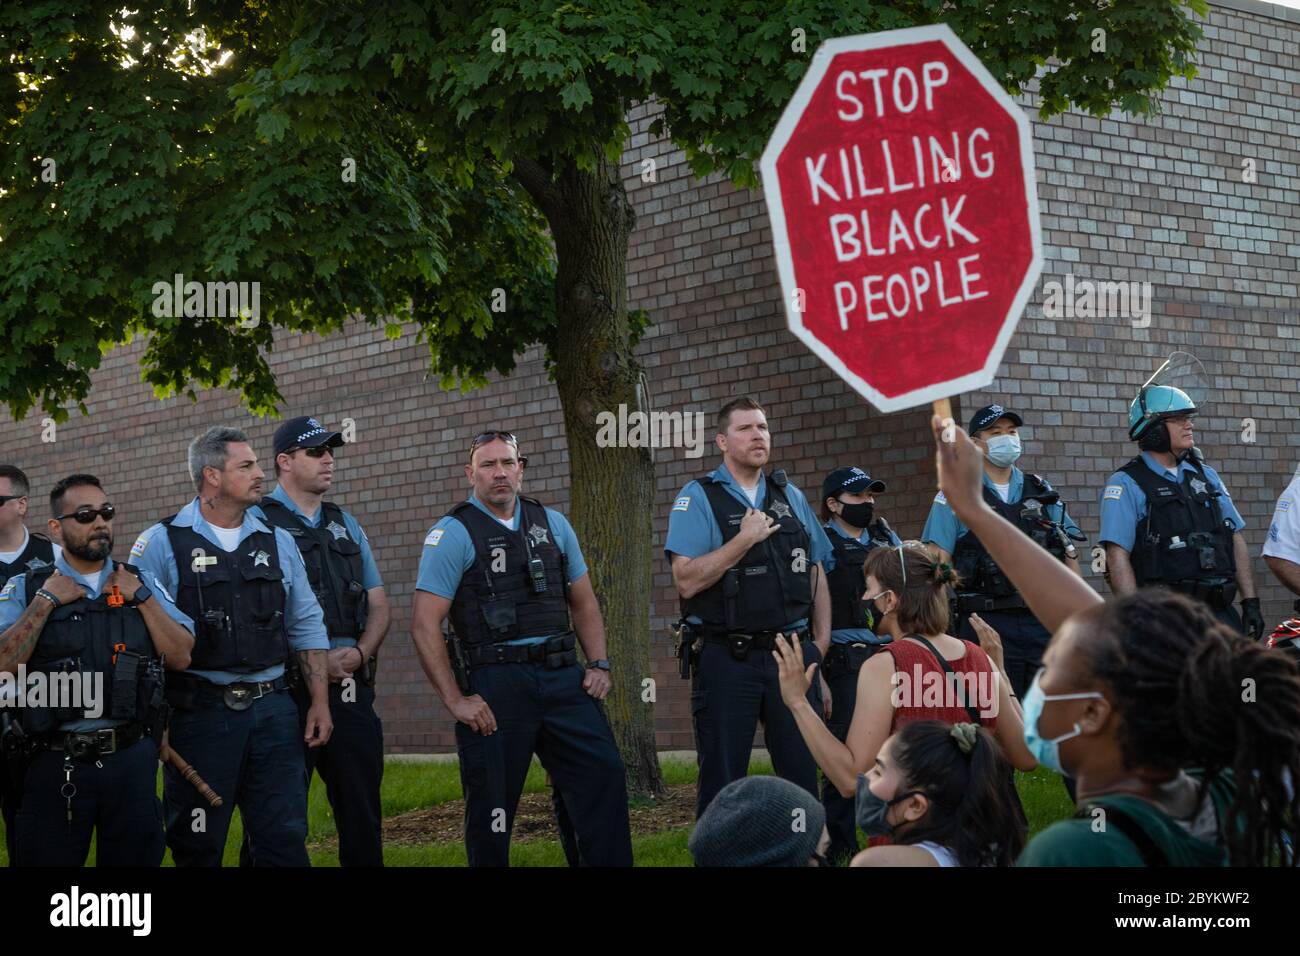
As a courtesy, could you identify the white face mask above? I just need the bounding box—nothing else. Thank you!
[984,433,1022,467]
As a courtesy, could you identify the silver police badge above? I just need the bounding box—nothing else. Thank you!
[528,524,550,546]
[326,520,349,541]
[1189,477,1208,496]
[25,557,49,570]
[251,550,271,567]
[770,501,793,519]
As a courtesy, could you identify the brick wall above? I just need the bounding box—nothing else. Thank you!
[0,0,1295,752]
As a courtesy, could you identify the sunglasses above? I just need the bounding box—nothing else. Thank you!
[293,445,334,458]
[469,431,526,464]
[56,505,116,524]
[0,494,25,506]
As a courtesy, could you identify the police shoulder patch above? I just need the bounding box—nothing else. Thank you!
[425,528,445,547]
[1103,485,1124,501]
[673,496,691,513]
[1279,499,1293,514]
[933,491,947,505]
[0,579,14,601]
[129,533,151,558]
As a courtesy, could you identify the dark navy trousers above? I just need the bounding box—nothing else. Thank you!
[301,681,384,867]
[164,689,309,867]
[692,639,824,819]
[15,738,164,867]
[456,659,632,867]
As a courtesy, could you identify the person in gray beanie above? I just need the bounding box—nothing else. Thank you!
[688,775,831,867]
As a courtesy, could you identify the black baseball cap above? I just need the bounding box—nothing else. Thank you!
[273,416,344,458]
[821,467,887,503]
[968,404,1024,436]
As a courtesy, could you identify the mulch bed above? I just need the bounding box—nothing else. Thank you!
[311,783,698,850]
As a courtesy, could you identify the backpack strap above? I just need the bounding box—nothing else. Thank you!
[904,633,983,725]
[1076,802,1169,867]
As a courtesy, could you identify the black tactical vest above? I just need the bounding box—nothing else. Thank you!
[682,473,814,632]
[162,519,289,672]
[0,532,54,590]
[826,522,893,630]
[1119,456,1236,586]
[20,563,161,735]
[953,474,1069,598]
[259,497,369,639]
[447,497,571,646]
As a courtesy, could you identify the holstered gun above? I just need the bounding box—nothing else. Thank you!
[673,620,699,680]
[445,630,472,695]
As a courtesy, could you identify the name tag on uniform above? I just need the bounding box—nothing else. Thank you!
[1103,485,1124,501]
[673,496,691,512]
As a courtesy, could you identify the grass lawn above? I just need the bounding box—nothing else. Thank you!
[0,755,1075,866]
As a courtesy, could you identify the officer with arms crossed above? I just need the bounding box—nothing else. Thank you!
[666,397,832,819]
[256,416,390,867]
[923,405,1083,699]
[1099,381,1262,638]
[0,474,194,866]
[0,464,57,865]
[818,465,899,865]
[410,430,632,867]
[132,427,334,866]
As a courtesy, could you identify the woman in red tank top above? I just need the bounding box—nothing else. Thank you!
[775,542,1036,802]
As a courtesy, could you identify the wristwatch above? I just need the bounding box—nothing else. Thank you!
[132,582,154,605]
[586,659,611,671]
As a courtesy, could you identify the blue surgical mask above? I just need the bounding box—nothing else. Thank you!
[984,433,1022,467]
[1021,669,1104,775]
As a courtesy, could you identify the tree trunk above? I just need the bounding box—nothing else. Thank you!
[523,155,664,798]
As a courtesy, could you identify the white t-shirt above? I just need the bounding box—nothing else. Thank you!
[207,524,243,552]
[84,568,105,594]
[1262,474,1300,563]
[991,482,1011,502]
[738,483,761,507]
[0,528,30,565]
[915,841,960,867]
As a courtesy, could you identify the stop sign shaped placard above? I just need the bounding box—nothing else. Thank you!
[760,24,1042,412]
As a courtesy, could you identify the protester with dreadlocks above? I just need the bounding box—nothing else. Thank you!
[932,413,1300,866]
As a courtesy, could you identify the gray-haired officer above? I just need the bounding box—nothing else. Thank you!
[255,416,390,867]
[131,426,333,866]
[0,474,193,866]
[0,463,57,865]
[922,404,1083,698]
[410,430,632,867]
[665,396,833,819]
[818,465,899,865]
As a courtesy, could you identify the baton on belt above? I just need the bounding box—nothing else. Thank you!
[160,732,223,808]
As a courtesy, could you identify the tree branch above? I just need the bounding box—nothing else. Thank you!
[510,154,559,222]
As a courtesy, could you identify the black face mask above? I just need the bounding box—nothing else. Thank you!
[835,500,874,529]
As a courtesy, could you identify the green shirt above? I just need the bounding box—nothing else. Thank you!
[1017,772,1235,867]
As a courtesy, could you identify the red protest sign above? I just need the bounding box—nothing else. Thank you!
[760,24,1043,412]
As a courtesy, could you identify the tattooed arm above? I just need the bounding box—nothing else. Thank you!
[0,598,56,673]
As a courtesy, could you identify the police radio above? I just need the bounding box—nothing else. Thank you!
[528,556,548,594]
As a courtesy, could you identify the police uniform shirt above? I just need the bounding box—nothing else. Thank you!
[1262,471,1300,564]
[251,484,383,649]
[664,464,833,628]
[824,519,900,645]
[1098,451,1245,552]
[922,465,1081,556]
[0,553,193,731]
[129,497,330,685]
[416,495,588,646]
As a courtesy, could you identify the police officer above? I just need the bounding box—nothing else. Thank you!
[922,405,1083,699]
[818,465,899,865]
[1099,384,1262,637]
[665,397,832,819]
[131,426,334,866]
[255,416,390,867]
[0,474,193,866]
[0,464,56,865]
[410,430,632,867]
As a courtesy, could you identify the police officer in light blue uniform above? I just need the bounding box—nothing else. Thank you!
[251,415,390,868]
[131,426,333,867]
[1099,384,1262,638]
[922,405,1083,699]
[818,466,899,865]
[409,430,632,867]
[665,397,832,819]
[0,474,194,866]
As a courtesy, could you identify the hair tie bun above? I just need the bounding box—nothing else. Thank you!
[950,722,978,755]
[933,561,956,585]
